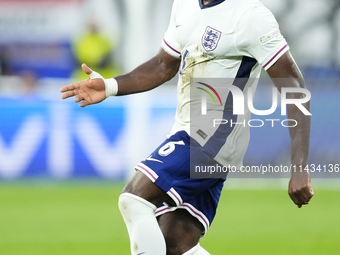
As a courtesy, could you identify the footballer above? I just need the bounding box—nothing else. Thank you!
[61,0,314,254]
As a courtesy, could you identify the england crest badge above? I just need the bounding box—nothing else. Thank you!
[202,26,222,52]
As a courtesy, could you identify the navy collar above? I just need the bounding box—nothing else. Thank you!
[199,0,225,9]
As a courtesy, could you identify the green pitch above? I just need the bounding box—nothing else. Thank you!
[0,181,339,255]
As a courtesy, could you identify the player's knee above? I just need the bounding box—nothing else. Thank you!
[118,193,157,219]
[118,193,130,216]
[118,193,140,216]
[121,170,169,206]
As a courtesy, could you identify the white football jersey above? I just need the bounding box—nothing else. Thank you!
[161,0,289,168]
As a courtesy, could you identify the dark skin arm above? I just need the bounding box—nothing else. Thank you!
[61,48,313,208]
[60,48,181,107]
[267,51,314,208]
[115,49,181,95]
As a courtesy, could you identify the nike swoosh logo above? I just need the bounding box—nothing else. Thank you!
[146,156,163,163]
[176,25,182,28]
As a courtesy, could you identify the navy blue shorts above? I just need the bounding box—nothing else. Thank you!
[135,131,226,235]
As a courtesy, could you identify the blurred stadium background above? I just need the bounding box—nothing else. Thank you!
[0,0,339,254]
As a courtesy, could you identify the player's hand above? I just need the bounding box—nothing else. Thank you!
[288,169,314,208]
[60,64,106,107]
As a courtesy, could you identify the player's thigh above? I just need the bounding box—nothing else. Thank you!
[122,170,170,207]
[158,209,204,255]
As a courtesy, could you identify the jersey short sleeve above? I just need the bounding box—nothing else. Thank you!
[235,4,289,70]
[161,0,182,59]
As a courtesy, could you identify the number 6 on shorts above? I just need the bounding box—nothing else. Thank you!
[158,141,185,157]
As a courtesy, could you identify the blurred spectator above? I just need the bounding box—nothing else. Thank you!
[19,70,38,96]
[0,45,11,76]
[72,22,121,80]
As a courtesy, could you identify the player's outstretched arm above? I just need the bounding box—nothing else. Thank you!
[115,48,181,96]
[267,51,314,208]
[60,49,181,107]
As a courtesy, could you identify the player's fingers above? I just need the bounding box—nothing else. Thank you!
[292,193,309,208]
[289,190,305,205]
[302,186,314,201]
[81,63,93,75]
[61,89,79,99]
[74,95,83,103]
[60,83,79,93]
[295,192,310,205]
[297,201,310,208]
[79,100,88,108]
[290,188,312,207]
[290,194,302,206]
